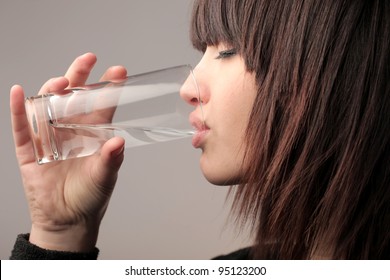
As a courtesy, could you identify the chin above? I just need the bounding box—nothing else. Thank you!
[202,170,242,186]
[200,156,244,186]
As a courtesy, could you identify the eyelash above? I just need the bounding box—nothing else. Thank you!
[216,49,237,59]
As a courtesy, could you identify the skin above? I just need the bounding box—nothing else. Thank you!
[10,46,257,252]
[10,53,127,252]
[183,44,257,185]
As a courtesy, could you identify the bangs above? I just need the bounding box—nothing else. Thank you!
[190,0,263,73]
[190,0,242,52]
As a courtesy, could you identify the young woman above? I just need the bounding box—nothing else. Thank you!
[10,0,389,259]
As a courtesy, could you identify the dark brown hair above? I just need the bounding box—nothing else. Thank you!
[191,0,389,259]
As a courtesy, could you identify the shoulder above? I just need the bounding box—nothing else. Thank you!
[212,247,253,260]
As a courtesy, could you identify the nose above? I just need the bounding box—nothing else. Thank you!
[180,68,202,107]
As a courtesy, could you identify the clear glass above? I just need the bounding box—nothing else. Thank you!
[25,65,200,164]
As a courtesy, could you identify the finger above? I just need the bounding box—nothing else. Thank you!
[37,77,69,96]
[10,85,29,146]
[64,52,97,87]
[10,85,35,163]
[91,137,125,191]
[91,66,128,123]
[62,65,127,123]
[99,65,127,82]
[100,137,125,173]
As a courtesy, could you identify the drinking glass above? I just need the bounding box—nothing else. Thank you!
[25,65,200,164]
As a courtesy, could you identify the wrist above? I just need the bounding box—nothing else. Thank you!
[29,222,99,253]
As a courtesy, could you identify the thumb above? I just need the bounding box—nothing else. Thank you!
[91,137,125,190]
[10,85,36,165]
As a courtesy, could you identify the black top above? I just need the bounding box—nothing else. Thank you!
[212,247,253,260]
[10,234,99,260]
[10,233,252,260]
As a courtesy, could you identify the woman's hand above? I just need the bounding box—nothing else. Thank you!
[10,53,127,252]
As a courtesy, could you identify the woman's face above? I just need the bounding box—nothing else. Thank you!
[182,44,258,185]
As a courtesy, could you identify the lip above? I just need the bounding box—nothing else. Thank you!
[190,112,209,148]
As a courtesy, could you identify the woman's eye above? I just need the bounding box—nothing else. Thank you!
[216,49,237,59]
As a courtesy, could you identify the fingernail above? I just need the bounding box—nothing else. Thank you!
[111,146,124,158]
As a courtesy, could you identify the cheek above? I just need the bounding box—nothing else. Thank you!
[199,71,257,185]
[200,104,249,186]
[220,81,255,138]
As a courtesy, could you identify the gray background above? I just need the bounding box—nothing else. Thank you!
[0,0,251,259]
